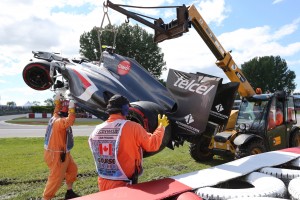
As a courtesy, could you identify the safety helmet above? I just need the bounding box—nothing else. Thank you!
[106,94,130,115]
[256,88,262,94]
[58,100,69,117]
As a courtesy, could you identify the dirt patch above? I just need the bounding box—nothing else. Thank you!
[5,121,48,125]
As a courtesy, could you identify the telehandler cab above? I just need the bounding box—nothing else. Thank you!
[197,91,300,160]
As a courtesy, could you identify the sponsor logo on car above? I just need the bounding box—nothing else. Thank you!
[173,77,215,95]
[215,104,224,112]
[175,120,200,134]
[117,60,131,75]
[185,114,194,124]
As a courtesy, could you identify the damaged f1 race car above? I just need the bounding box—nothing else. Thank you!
[22,50,239,158]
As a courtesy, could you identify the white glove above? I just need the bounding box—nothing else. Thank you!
[55,87,67,99]
[54,92,63,101]
[69,100,75,109]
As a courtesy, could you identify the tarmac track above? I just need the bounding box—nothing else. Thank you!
[1,114,300,138]
[0,114,97,138]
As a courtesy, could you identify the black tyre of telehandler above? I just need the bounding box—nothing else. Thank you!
[189,136,213,162]
[235,139,266,159]
[290,129,300,147]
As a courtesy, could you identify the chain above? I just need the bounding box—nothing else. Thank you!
[97,1,118,64]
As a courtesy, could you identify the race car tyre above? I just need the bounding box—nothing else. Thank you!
[291,158,300,168]
[235,140,266,159]
[290,129,300,147]
[22,62,53,90]
[128,101,172,157]
[189,135,213,162]
[259,167,300,186]
[288,177,300,200]
[195,172,287,200]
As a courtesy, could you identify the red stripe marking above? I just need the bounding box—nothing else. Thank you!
[129,107,149,131]
[72,69,91,88]
[129,107,145,117]
[75,178,192,200]
[279,147,300,154]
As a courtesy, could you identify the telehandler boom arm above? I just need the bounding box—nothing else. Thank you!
[188,5,255,97]
[105,1,255,97]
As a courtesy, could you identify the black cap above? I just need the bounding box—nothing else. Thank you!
[106,94,130,114]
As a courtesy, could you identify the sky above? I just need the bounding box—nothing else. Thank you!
[1,0,300,106]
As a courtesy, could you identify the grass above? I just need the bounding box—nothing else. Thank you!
[0,137,227,200]
[5,117,101,126]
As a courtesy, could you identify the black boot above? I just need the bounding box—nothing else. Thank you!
[65,189,80,199]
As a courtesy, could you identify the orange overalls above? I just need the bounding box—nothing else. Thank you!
[268,111,276,130]
[91,113,165,191]
[43,102,77,200]
[276,109,283,126]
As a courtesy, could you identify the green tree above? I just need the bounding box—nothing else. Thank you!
[79,23,166,79]
[7,101,16,107]
[241,55,296,93]
[32,101,41,106]
[44,98,54,106]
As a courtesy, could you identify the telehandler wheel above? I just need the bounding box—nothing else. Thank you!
[189,136,213,162]
[290,130,300,147]
[235,140,266,159]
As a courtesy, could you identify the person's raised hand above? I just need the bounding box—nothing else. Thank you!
[68,99,76,114]
[158,114,169,128]
[69,100,75,109]
[54,92,63,104]
[54,92,62,101]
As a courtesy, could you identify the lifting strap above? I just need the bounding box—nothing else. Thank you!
[97,1,118,64]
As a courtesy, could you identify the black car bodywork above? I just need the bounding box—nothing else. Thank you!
[23,50,239,157]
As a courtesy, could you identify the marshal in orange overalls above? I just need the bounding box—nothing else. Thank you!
[43,99,78,200]
[93,113,165,191]
[89,94,168,192]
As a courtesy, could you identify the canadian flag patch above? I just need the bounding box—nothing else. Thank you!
[99,143,113,156]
